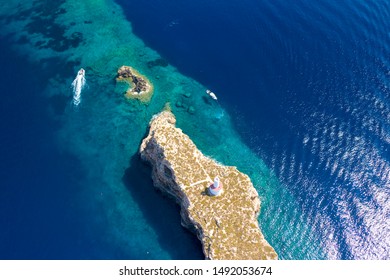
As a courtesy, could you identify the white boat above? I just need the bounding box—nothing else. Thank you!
[71,68,86,106]
[206,89,217,100]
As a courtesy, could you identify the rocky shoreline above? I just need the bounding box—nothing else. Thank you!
[140,109,278,260]
[116,65,153,104]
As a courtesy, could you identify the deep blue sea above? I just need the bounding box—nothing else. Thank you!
[0,0,389,259]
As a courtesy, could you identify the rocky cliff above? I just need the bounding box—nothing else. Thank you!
[139,109,278,260]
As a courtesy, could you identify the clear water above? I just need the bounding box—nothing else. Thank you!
[0,0,389,259]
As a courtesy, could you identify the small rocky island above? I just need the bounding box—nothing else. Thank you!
[116,65,153,103]
[140,109,278,260]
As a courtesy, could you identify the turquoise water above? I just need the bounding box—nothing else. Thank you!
[4,0,387,259]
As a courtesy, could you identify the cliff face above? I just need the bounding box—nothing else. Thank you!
[140,110,278,260]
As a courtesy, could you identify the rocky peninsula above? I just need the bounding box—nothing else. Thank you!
[116,65,153,103]
[140,109,278,260]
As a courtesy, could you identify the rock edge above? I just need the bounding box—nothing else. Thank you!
[116,65,153,104]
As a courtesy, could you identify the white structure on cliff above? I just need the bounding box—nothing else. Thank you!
[209,176,223,196]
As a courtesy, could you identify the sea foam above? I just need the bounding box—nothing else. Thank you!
[71,68,86,106]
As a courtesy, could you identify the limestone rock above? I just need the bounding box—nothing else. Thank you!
[139,110,278,260]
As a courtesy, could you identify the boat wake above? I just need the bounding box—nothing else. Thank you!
[71,68,86,106]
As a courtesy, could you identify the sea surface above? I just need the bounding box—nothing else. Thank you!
[0,0,389,259]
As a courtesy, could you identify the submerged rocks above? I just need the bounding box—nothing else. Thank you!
[175,100,184,109]
[182,92,191,98]
[139,110,278,260]
[175,96,196,115]
[147,57,169,68]
[116,65,153,104]
[187,106,195,114]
